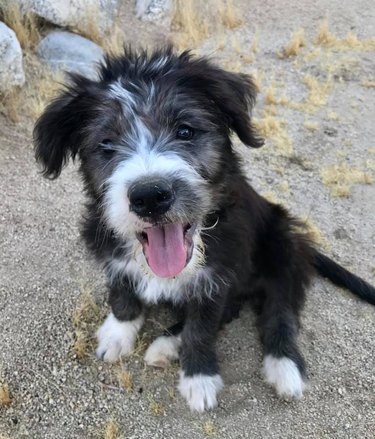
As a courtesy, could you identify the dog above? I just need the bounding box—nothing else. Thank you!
[34,47,375,412]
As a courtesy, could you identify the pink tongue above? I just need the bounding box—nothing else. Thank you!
[144,223,187,278]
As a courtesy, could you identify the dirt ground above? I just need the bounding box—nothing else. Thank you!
[1,0,375,438]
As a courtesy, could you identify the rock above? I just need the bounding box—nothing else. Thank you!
[0,22,25,92]
[136,0,173,24]
[37,31,104,79]
[15,0,121,35]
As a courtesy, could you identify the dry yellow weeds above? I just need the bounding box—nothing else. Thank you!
[172,0,209,48]
[0,1,40,50]
[71,288,102,360]
[117,367,133,392]
[321,163,373,197]
[278,180,290,193]
[172,0,242,49]
[202,421,217,436]
[361,80,375,88]
[315,18,375,51]
[302,75,332,107]
[298,216,330,249]
[281,75,332,114]
[251,33,259,53]
[253,114,293,156]
[78,3,103,45]
[218,0,243,29]
[304,120,319,131]
[1,52,65,123]
[0,383,11,407]
[280,29,306,58]
[82,7,125,55]
[261,191,280,204]
[0,88,21,123]
[264,83,278,105]
[327,111,339,121]
[103,419,120,439]
[250,69,263,92]
[149,397,165,416]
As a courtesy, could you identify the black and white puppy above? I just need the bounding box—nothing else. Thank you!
[34,47,375,412]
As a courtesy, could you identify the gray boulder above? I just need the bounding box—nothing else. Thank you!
[37,31,104,79]
[136,0,173,23]
[0,22,25,93]
[16,0,121,35]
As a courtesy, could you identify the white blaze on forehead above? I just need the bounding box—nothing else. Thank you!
[109,80,137,114]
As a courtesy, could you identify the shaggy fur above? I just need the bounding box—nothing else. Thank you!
[34,47,375,412]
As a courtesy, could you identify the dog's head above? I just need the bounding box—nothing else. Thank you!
[34,47,262,279]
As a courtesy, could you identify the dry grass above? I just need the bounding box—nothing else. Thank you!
[261,191,280,204]
[149,397,165,416]
[172,0,242,49]
[202,421,217,436]
[277,180,290,193]
[79,4,102,45]
[264,83,278,105]
[304,120,319,131]
[253,113,293,156]
[0,1,41,50]
[218,0,243,29]
[71,287,102,360]
[1,54,65,123]
[249,69,263,92]
[361,80,375,88]
[321,163,373,197]
[79,5,125,55]
[315,18,375,51]
[280,75,332,114]
[117,367,133,393]
[298,216,330,249]
[103,419,120,439]
[27,67,65,120]
[280,29,306,58]
[302,75,332,107]
[0,383,11,407]
[172,0,209,47]
[0,88,22,123]
[326,111,339,121]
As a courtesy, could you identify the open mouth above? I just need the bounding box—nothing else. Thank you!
[136,223,196,278]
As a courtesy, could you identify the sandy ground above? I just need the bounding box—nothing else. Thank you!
[1,0,375,438]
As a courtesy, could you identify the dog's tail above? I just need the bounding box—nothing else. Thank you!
[313,251,375,305]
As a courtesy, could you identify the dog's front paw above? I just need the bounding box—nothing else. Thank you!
[144,335,181,368]
[96,313,144,362]
[178,371,224,412]
[263,355,305,399]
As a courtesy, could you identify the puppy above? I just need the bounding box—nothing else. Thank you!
[34,47,375,412]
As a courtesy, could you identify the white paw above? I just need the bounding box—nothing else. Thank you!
[144,335,181,368]
[96,313,144,362]
[178,371,224,412]
[263,355,305,399]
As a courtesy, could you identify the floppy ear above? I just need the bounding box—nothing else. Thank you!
[33,91,81,179]
[178,53,263,148]
[205,68,263,148]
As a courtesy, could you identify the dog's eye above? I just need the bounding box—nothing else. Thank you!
[99,139,115,156]
[176,125,194,140]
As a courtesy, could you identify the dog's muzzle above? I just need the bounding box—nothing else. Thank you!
[129,178,196,278]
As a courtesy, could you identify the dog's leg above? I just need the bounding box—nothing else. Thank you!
[177,299,224,412]
[257,292,306,399]
[96,278,144,362]
[144,321,183,368]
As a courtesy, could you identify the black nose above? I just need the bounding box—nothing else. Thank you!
[128,180,174,218]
